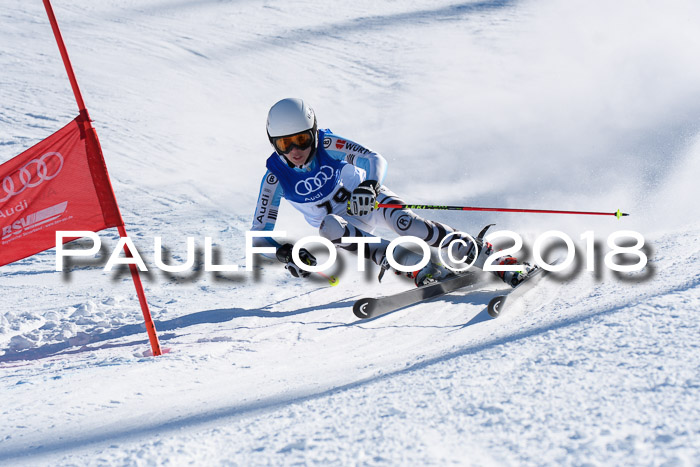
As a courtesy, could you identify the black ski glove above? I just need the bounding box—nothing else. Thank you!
[347,179,379,216]
[276,243,317,278]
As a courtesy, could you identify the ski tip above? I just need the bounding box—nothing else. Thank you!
[328,275,340,286]
[487,295,507,318]
[353,299,374,319]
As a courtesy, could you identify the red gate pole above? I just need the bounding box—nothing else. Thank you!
[117,224,163,357]
[42,0,87,115]
[43,0,162,356]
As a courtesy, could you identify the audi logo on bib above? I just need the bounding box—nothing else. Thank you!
[1,152,64,203]
[295,165,334,196]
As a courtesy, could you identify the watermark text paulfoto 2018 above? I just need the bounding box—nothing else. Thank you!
[54,230,648,274]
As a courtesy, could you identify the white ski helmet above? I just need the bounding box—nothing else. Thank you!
[266,98,318,155]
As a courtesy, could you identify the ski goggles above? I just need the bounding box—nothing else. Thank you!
[271,131,313,154]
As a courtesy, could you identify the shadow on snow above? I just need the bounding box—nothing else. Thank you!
[0,296,355,364]
[0,282,681,464]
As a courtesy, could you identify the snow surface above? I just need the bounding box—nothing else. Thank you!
[2,0,700,465]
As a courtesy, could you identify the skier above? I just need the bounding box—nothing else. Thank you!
[251,98,531,286]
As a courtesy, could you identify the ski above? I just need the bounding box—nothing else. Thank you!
[486,265,550,318]
[353,272,481,319]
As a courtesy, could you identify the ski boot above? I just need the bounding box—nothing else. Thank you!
[465,224,536,287]
[495,257,536,287]
[376,254,452,287]
[449,237,534,287]
[410,261,453,287]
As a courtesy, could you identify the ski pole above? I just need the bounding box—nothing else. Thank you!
[376,203,629,219]
[317,271,339,286]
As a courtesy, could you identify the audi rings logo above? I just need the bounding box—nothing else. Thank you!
[1,152,64,203]
[295,165,334,196]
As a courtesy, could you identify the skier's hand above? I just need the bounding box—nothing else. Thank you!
[347,180,379,216]
[276,243,317,278]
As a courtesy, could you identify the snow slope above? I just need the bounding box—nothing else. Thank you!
[1,0,700,465]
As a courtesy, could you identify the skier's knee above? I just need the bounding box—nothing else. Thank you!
[319,214,347,242]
